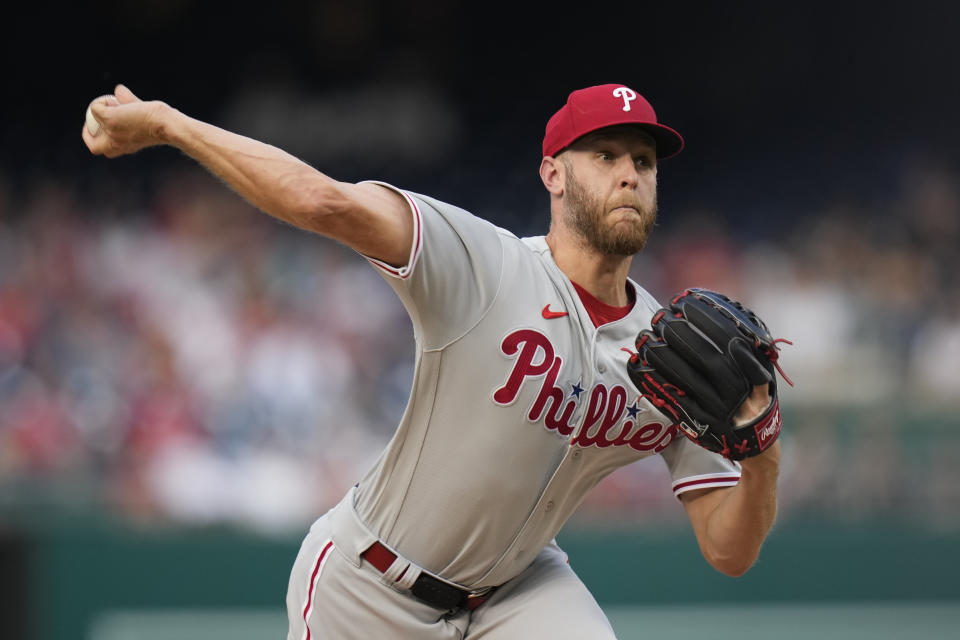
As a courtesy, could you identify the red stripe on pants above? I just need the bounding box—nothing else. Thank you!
[303,540,334,640]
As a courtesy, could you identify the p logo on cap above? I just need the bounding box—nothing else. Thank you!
[612,87,637,111]
[542,84,684,159]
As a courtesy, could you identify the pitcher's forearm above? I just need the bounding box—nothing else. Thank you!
[84,85,414,267]
[708,448,778,574]
[155,103,343,232]
[684,441,780,577]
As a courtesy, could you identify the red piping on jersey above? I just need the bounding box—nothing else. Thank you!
[672,475,741,493]
[367,188,423,279]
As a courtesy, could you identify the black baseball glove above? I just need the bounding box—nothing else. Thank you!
[626,288,792,461]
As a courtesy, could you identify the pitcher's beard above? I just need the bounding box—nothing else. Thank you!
[563,170,657,256]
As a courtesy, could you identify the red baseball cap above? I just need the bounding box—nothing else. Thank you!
[542,84,684,159]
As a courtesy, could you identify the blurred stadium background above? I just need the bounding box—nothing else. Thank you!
[1,1,958,638]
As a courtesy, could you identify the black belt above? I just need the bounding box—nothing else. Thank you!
[362,541,493,611]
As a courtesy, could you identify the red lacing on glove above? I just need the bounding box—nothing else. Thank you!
[718,435,731,458]
[764,338,795,387]
[643,374,686,401]
[621,347,639,363]
[643,374,686,422]
[641,376,680,422]
[734,439,752,455]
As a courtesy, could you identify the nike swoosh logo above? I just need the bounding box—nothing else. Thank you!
[542,304,569,319]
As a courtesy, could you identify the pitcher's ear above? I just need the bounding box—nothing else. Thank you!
[539,155,564,196]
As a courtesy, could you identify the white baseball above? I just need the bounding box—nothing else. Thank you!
[85,102,101,136]
[85,96,114,136]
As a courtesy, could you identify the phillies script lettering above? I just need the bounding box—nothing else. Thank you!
[493,329,676,453]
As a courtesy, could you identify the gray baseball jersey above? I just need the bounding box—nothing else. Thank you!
[351,182,741,589]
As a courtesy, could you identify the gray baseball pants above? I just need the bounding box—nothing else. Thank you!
[286,488,617,639]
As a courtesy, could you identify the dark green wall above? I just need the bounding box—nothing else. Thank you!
[11,520,959,640]
[558,524,960,604]
[28,524,297,640]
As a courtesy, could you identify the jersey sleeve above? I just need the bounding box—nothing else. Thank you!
[660,434,742,498]
[358,181,504,349]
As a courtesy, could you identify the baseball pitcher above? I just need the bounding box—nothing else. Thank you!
[83,82,790,639]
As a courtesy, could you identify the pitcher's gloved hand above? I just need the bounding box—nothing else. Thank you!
[627,289,793,461]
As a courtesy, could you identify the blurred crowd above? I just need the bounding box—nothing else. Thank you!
[0,159,958,534]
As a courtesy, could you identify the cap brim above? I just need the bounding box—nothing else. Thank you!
[548,121,685,159]
[636,123,684,159]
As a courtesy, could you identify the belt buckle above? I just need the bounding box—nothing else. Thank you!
[410,573,466,611]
